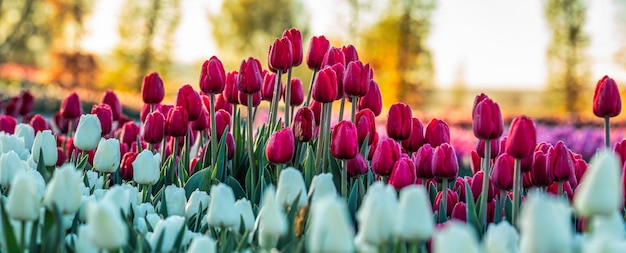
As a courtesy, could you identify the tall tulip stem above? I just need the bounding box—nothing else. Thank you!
[323,102,333,173]
[442,178,449,219]
[285,67,293,127]
[304,69,318,106]
[557,181,563,198]
[479,139,491,229]
[604,117,611,148]
[350,97,358,123]
[269,70,283,130]
[247,94,257,187]
[209,94,218,165]
[338,97,346,122]
[342,159,347,199]
[512,158,521,227]
[172,137,179,186]
[315,103,328,174]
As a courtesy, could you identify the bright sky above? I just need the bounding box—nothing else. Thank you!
[81,0,626,90]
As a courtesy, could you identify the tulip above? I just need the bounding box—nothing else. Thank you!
[347,153,368,177]
[530,150,552,187]
[614,138,626,165]
[358,80,382,116]
[519,193,572,253]
[268,36,293,72]
[330,63,345,100]
[60,92,82,119]
[237,90,261,107]
[163,185,186,216]
[548,141,574,182]
[434,188,459,217]
[191,108,208,132]
[237,57,263,94]
[308,173,337,202]
[93,138,121,173]
[433,222,481,253]
[206,183,239,228]
[120,151,137,181]
[321,46,345,68]
[15,123,34,150]
[491,153,514,191]
[312,66,337,103]
[234,198,255,232]
[74,114,102,151]
[483,221,520,253]
[574,150,622,217]
[86,200,127,250]
[386,103,413,141]
[143,111,165,144]
[4,96,19,117]
[44,164,83,214]
[0,115,16,134]
[176,84,202,121]
[353,109,375,146]
[30,114,49,133]
[307,196,355,253]
[371,137,402,176]
[414,144,434,179]
[257,186,288,249]
[0,151,25,188]
[476,139,500,159]
[91,104,113,136]
[132,150,160,185]
[187,236,216,253]
[275,167,308,208]
[306,35,330,70]
[261,72,284,102]
[120,121,140,146]
[331,120,359,160]
[450,202,467,222]
[343,61,371,98]
[199,56,226,94]
[142,72,165,104]
[389,157,417,190]
[185,190,210,219]
[283,77,304,106]
[472,97,503,140]
[31,130,57,166]
[265,128,295,165]
[309,100,323,126]
[292,107,315,142]
[148,215,186,252]
[283,28,303,67]
[100,90,122,122]
[401,118,424,153]
[432,143,459,180]
[425,118,450,147]
[165,106,188,137]
[355,182,398,246]
[213,93,233,115]
[453,177,468,203]
[342,44,359,63]
[470,171,494,200]
[593,75,621,118]
[18,90,34,116]
[223,71,240,104]
[7,172,40,221]
[395,185,434,241]
[505,116,536,159]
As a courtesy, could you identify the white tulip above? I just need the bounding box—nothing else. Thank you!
[86,200,127,250]
[235,198,255,232]
[135,202,155,218]
[589,211,625,240]
[433,221,481,253]
[43,163,83,214]
[206,183,239,228]
[256,186,287,249]
[483,221,520,253]
[583,236,626,253]
[93,188,107,201]
[0,150,27,188]
[308,173,336,202]
[149,215,187,252]
[307,196,354,253]
[75,225,98,253]
[395,185,434,241]
[146,213,162,230]
[103,184,139,216]
[93,138,120,173]
[85,170,103,190]
[132,150,161,185]
[164,185,186,217]
[1,133,28,159]
[31,130,57,166]
[355,182,398,246]
[519,192,572,253]
[26,169,45,199]
[275,167,307,209]
[185,189,210,219]
[187,236,216,253]
[6,172,40,220]
[74,114,102,151]
[574,150,622,217]
[15,123,34,151]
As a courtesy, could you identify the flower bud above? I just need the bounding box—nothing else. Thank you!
[86,200,128,250]
[91,104,113,136]
[93,138,121,173]
[451,202,467,222]
[470,171,494,201]
[276,167,307,208]
[32,130,57,166]
[354,109,375,146]
[434,188,459,218]
[401,118,424,152]
[257,186,287,249]
[74,114,102,151]
[309,173,337,202]
[200,56,226,94]
[432,143,459,180]
[312,66,337,103]
[483,221,519,253]
[414,144,434,179]
[44,164,83,214]
[347,153,368,177]
[163,185,186,216]
[476,138,500,159]
[15,123,34,151]
[548,141,574,182]
[574,150,622,216]
[358,80,382,116]
[185,189,210,219]
[142,72,164,104]
[371,137,402,176]
[266,128,295,164]
[292,107,315,142]
[472,96,503,140]
[60,92,82,119]
[119,151,137,181]
[433,222,481,253]
[389,157,416,190]
[395,185,433,241]
[283,77,304,106]
[593,75,622,118]
[0,115,16,134]
[425,118,450,147]
[261,72,283,101]
[238,90,261,107]
[235,198,255,231]
[120,121,140,146]
[176,84,202,121]
[321,47,345,68]
[165,106,188,137]
[223,71,240,104]
[283,28,303,66]
[330,63,345,100]
[207,183,239,228]
[342,44,359,63]
[268,36,293,72]
[307,196,355,253]
[491,153,514,191]
[102,90,122,121]
[214,93,233,115]
[505,115,536,159]
[331,120,359,160]
[519,193,572,253]
[356,182,398,246]
[237,57,263,94]
[143,111,165,144]
[306,35,330,70]
[530,150,552,187]
[344,61,371,98]
[309,100,323,126]
[187,236,216,253]
[191,108,208,132]
[386,103,413,141]
[7,172,40,221]
[30,114,50,133]
[132,150,160,185]
[18,90,34,116]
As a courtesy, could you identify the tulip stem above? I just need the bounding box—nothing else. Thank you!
[604,117,611,148]
[323,102,333,173]
[285,67,293,127]
[172,137,179,186]
[269,70,283,130]
[20,220,25,251]
[557,181,563,199]
[351,97,358,123]
[247,94,257,187]
[292,140,301,167]
[479,139,491,230]
[209,94,218,166]
[342,159,347,199]
[442,178,449,219]
[304,69,318,107]
[315,103,328,174]
[338,97,345,122]
[512,158,521,228]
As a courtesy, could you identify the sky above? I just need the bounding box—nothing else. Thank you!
[80,0,626,90]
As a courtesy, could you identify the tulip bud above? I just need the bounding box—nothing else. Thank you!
[450,202,467,222]
[238,90,261,107]
[0,115,16,134]
[235,198,255,231]
[213,93,233,115]
[91,104,113,136]
[347,153,368,177]
[7,171,40,221]
[120,121,140,146]
[223,71,240,104]
[401,118,424,153]
[386,103,413,141]
[191,108,208,132]
[425,118,450,147]
[283,77,304,106]
[237,57,263,94]
[342,44,359,63]
[266,128,295,164]
[292,107,315,142]
[18,90,34,116]
[434,188,459,218]
[483,221,519,253]
[593,75,622,118]
[432,143,459,180]
[86,200,128,250]
[143,111,165,144]
[187,236,216,253]
[118,151,136,181]
[331,120,359,160]
[283,28,303,67]
[491,153,514,191]
[132,150,160,185]
[261,72,283,101]
[276,167,308,208]
[30,114,50,133]
[44,164,83,214]
[519,193,572,253]
[176,84,202,121]
[206,183,239,228]
[476,139,500,159]
[614,138,626,165]
[74,114,102,151]
[163,185,186,216]
[414,144,434,179]
[371,137,402,176]
[395,186,433,241]
[574,150,622,216]
[531,150,553,187]
[257,186,288,249]
[356,182,398,246]
[185,189,210,219]
[101,90,122,121]
[93,138,121,173]
[470,171,494,201]
[505,115,536,159]
[343,61,371,98]
[142,72,165,104]
[312,66,337,103]
[31,130,57,166]
[358,80,383,116]
[165,106,188,137]
[306,35,330,70]
[60,92,82,119]
[268,36,293,72]
[321,47,345,68]
[389,157,416,190]
[15,123,34,151]
[330,63,345,100]
[200,56,226,94]
[309,173,337,202]
[354,109,375,145]
[309,100,323,126]
[548,141,574,182]
[472,97,503,140]
[307,196,355,253]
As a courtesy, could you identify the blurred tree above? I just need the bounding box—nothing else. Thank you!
[0,0,53,65]
[360,0,436,108]
[103,0,181,91]
[544,0,589,120]
[210,0,309,69]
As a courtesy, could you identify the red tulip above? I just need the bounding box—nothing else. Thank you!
[574,157,588,184]
[330,63,345,100]
[238,91,261,107]
[237,57,263,94]
[425,118,450,148]
[431,143,458,180]
[102,90,122,121]
[472,97,503,140]
[210,109,231,139]
[306,36,330,70]
[453,177,469,202]
[355,109,376,146]
[283,77,304,106]
[120,152,138,181]
[91,104,113,136]
[530,150,553,187]
[56,147,66,166]
[53,113,69,134]
[199,56,226,94]
[282,28,303,67]
[368,133,379,160]
[312,66,337,103]
[593,75,621,118]
[143,111,165,144]
[331,120,359,160]
[265,128,295,164]
[451,202,467,222]
[321,47,345,68]
[342,44,359,64]
[19,90,34,116]
[471,171,494,201]
[614,138,626,165]
[491,153,514,191]
[371,137,402,176]
[547,181,573,201]
[386,103,413,141]
[142,72,165,104]
[225,132,235,160]
[505,115,536,159]
[389,157,416,190]
[159,105,174,119]
[60,92,82,119]
[434,189,459,217]
[30,114,50,133]
[358,80,382,116]
[268,37,293,72]
[121,122,141,146]
[347,153,368,177]
[261,72,283,101]
[414,144,435,179]
[470,150,482,175]
[523,171,534,188]
[176,84,202,121]
[548,141,574,182]
[343,61,371,98]
[214,93,233,115]
[292,107,315,142]
[0,115,16,134]
[191,108,209,131]
[165,106,189,137]
[223,71,240,104]
[309,100,323,127]
[4,96,19,117]
[476,138,500,159]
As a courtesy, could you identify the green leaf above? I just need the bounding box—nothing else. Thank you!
[428,181,438,207]
[359,133,370,158]
[494,199,501,224]
[0,199,19,252]
[42,205,63,253]
[171,221,188,251]
[211,130,229,182]
[464,181,482,237]
[347,180,360,222]
[28,219,40,253]
[36,150,50,182]
[304,143,316,189]
[161,190,169,217]
[184,168,213,198]
[437,193,447,223]
[504,194,513,224]
[226,176,247,200]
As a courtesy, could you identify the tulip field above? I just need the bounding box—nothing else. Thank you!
[0,28,625,253]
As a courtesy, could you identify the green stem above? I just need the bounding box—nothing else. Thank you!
[557,181,563,199]
[20,220,25,251]
[512,158,521,228]
[285,67,293,127]
[292,140,301,167]
[351,97,358,123]
[171,137,179,186]
[442,178,449,218]
[209,94,218,165]
[269,70,283,130]
[247,94,257,188]
[479,139,491,230]
[338,97,346,122]
[102,172,109,189]
[322,102,333,173]
[604,117,611,148]
[304,69,318,107]
[315,103,328,174]
[342,159,347,199]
